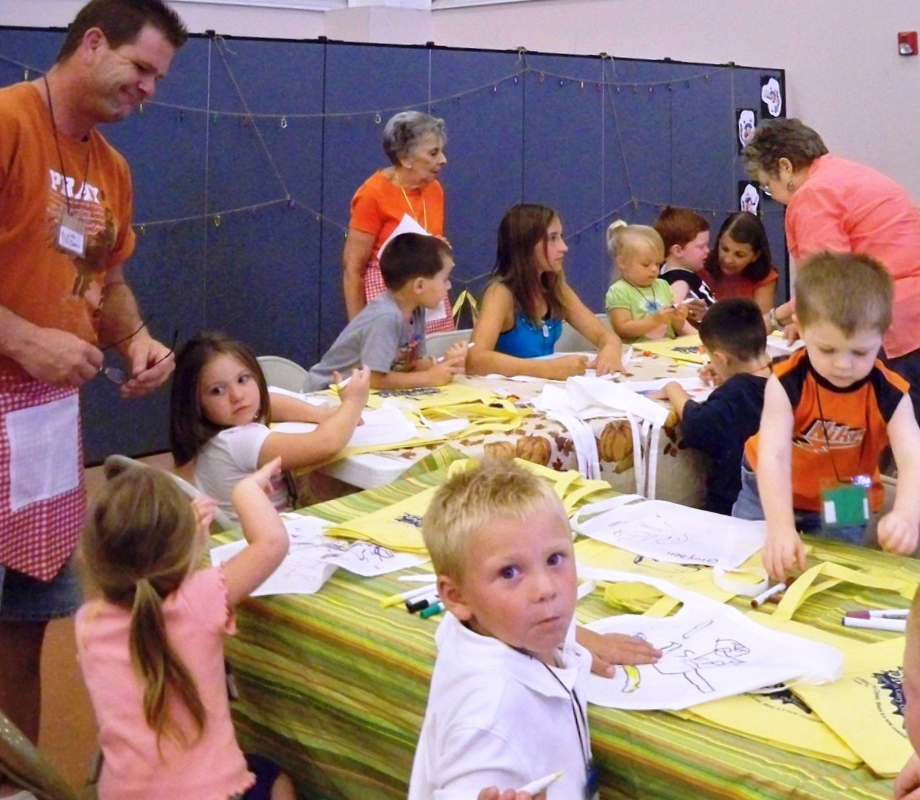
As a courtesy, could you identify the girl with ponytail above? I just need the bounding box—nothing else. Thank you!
[76,459,297,800]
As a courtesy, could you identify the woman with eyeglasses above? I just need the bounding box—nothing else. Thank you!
[743,117,920,420]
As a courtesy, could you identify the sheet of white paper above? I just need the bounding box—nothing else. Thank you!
[273,406,418,448]
[766,332,806,355]
[426,301,448,323]
[531,376,670,426]
[582,571,842,710]
[573,499,766,570]
[210,538,338,596]
[418,414,469,437]
[624,376,706,394]
[210,513,428,596]
[378,213,429,261]
[6,394,79,511]
[267,386,329,406]
[567,376,671,426]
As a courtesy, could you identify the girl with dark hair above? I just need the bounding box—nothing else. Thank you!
[701,212,778,314]
[169,332,369,521]
[467,204,623,380]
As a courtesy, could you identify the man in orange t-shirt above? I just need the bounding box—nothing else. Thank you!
[0,0,186,760]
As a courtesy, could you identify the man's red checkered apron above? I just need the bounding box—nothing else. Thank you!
[0,372,85,581]
[364,258,456,335]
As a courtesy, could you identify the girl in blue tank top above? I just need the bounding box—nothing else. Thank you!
[467,204,623,380]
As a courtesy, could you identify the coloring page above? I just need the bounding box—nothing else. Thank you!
[273,405,418,448]
[573,497,766,570]
[210,513,427,596]
[585,572,842,710]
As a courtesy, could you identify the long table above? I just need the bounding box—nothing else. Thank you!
[223,449,914,800]
[319,351,709,507]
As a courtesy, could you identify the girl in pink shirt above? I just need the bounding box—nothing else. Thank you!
[76,460,297,800]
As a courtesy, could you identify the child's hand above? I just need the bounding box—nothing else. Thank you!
[191,494,218,538]
[652,305,678,325]
[477,788,545,800]
[552,354,589,379]
[334,365,371,406]
[649,380,680,402]
[443,341,469,362]
[671,303,690,327]
[763,525,806,581]
[877,509,919,555]
[592,344,623,377]
[426,354,466,385]
[248,456,283,495]
[895,752,920,800]
[698,362,722,386]
[577,627,661,678]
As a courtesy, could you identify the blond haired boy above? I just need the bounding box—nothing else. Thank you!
[409,459,597,800]
[735,252,920,580]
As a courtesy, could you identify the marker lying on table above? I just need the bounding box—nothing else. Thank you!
[407,594,439,613]
[436,342,474,363]
[419,601,445,619]
[750,582,787,609]
[846,608,910,619]
[381,583,437,608]
[841,616,907,632]
[406,587,439,612]
[518,771,562,795]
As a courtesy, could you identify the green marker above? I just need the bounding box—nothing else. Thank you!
[420,601,445,619]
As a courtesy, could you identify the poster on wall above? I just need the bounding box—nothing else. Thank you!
[738,181,761,214]
[761,76,783,118]
[736,108,756,152]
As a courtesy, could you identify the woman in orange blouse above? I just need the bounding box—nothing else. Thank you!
[342,111,455,334]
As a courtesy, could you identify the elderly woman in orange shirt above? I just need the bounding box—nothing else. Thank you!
[342,111,455,335]
[743,117,920,419]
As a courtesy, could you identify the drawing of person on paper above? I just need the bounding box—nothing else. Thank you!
[620,621,750,695]
[608,515,689,546]
[654,638,751,694]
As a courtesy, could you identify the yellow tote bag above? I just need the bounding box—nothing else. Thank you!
[677,615,862,768]
[413,398,531,437]
[677,692,861,769]
[637,334,705,364]
[791,638,909,777]
[326,485,439,552]
[364,382,497,410]
[448,457,612,516]
[574,539,739,611]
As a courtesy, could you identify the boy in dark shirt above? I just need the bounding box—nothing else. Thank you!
[656,298,771,514]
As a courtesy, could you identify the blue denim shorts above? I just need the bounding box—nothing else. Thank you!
[0,556,82,622]
[732,460,866,546]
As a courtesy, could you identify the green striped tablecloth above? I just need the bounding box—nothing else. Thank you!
[220,447,916,799]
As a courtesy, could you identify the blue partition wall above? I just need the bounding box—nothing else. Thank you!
[0,30,785,462]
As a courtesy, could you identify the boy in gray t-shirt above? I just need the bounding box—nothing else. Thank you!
[303,233,467,392]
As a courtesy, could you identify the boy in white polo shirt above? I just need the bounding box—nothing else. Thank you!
[409,458,596,800]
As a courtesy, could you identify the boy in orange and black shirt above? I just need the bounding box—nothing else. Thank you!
[733,252,920,581]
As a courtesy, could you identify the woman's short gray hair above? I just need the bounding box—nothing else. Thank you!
[742,118,828,178]
[382,111,446,165]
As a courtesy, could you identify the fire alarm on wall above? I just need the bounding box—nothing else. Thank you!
[898,31,918,56]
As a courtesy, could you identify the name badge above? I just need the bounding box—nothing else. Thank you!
[57,212,86,257]
[821,481,870,529]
